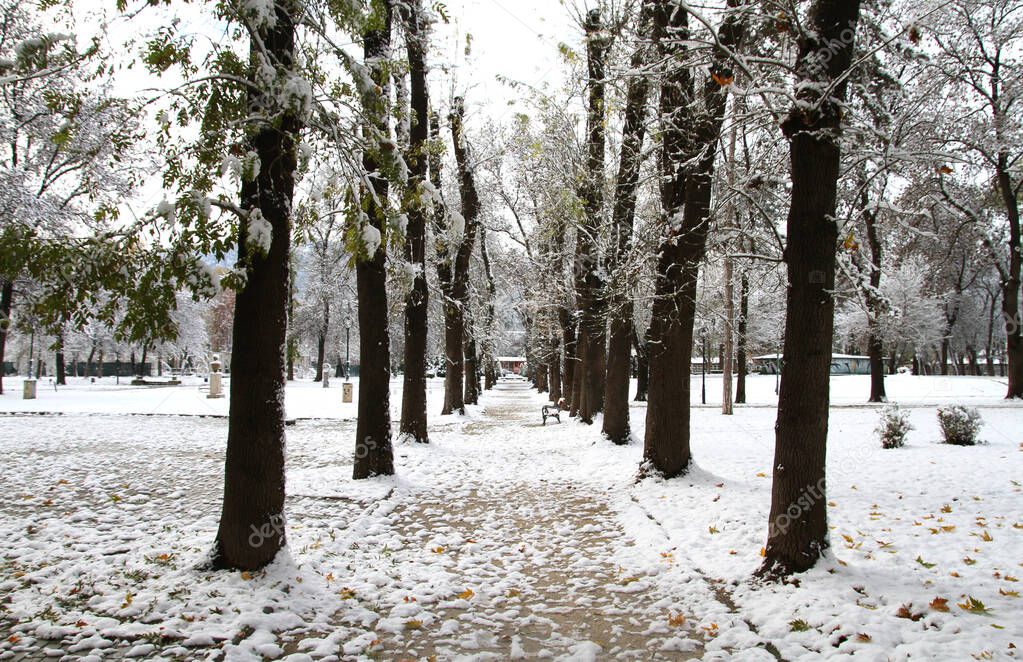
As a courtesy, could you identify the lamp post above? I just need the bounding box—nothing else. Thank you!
[343,300,353,380]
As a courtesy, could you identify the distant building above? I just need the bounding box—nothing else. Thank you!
[752,353,871,375]
[496,356,526,375]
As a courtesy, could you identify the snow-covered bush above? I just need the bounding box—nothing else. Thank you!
[936,406,982,446]
[877,405,912,449]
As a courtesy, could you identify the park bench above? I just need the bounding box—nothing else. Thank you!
[542,403,561,425]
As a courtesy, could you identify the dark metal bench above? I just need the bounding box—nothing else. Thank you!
[542,404,561,425]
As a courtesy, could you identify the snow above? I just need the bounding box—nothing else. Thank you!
[361,222,381,256]
[246,207,272,255]
[0,374,1019,660]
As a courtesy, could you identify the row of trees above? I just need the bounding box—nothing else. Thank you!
[485,0,1019,576]
[2,0,1019,580]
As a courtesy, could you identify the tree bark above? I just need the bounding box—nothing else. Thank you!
[995,160,1022,398]
[644,0,744,477]
[398,0,430,442]
[55,329,67,385]
[603,0,653,444]
[760,0,861,579]
[573,8,609,424]
[353,1,395,479]
[213,0,301,571]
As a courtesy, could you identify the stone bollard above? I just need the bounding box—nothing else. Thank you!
[23,379,37,400]
[342,381,353,403]
[322,363,331,389]
[207,355,225,399]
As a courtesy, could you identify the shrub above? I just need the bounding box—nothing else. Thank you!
[876,405,913,449]
[936,405,982,446]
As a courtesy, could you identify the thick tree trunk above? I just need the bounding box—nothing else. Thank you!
[644,0,744,477]
[213,0,301,571]
[353,3,395,479]
[399,0,430,442]
[760,0,861,579]
[736,271,749,404]
[996,162,1022,398]
[573,9,608,424]
[603,0,653,443]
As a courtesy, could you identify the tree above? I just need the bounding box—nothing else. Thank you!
[603,0,654,444]
[213,0,305,570]
[437,97,481,415]
[924,0,1022,397]
[643,0,746,478]
[572,8,609,424]
[398,0,430,443]
[353,0,395,479]
[760,0,862,578]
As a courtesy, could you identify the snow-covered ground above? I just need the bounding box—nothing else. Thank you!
[0,375,1020,660]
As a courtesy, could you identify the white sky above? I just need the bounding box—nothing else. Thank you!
[427,0,579,124]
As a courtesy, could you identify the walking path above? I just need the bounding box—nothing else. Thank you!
[0,379,759,661]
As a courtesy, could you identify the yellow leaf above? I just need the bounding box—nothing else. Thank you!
[506,589,521,598]
[756,472,767,478]
[708,526,719,534]
[668,613,686,627]
[941,504,953,513]
[431,546,445,554]
[339,587,356,600]
[404,619,423,630]
[856,633,872,642]
[980,530,993,542]
[457,588,474,600]
[930,597,950,612]
[759,547,766,557]
[999,588,1019,598]
[240,571,253,580]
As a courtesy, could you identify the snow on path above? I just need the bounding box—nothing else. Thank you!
[0,377,1020,660]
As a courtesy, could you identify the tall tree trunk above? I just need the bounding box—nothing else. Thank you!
[721,108,738,416]
[573,8,609,424]
[996,160,1022,398]
[760,0,861,578]
[735,270,749,404]
[213,0,301,571]
[862,198,886,402]
[644,0,745,477]
[399,0,430,441]
[603,0,653,443]
[54,331,66,385]
[439,98,481,415]
[353,2,395,479]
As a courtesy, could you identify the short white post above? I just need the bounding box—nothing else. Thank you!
[207,354,224,399]
[322,363,331,389]
[23,379,37,400]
